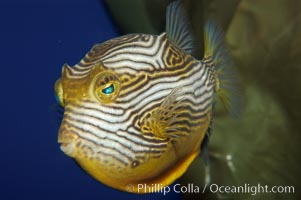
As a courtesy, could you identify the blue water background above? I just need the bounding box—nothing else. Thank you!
[0,0,180,199]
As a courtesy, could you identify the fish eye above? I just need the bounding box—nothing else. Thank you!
[102,84,115,95]
[54,78,65,107]
[93,72,120,104]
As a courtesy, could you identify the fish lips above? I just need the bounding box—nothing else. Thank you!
[57,128,78,158]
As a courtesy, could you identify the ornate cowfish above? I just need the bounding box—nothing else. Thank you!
[55,0,236,193]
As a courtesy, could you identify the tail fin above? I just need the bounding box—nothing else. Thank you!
[204,21,240,116]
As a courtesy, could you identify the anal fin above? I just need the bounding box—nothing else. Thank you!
[200,117,213,164]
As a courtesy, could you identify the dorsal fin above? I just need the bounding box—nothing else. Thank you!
[166,0,194,55]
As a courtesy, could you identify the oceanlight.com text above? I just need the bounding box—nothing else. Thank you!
[126,183,295,196]
[206,183,295,196]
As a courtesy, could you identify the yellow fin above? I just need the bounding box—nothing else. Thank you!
[140,87,188,140]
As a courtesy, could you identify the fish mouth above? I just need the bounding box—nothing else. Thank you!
[58,129,78,158]
[59,142,75,157]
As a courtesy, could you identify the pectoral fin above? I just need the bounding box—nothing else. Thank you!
[140,87,188,140]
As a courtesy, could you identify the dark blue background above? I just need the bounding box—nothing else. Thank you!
[0,0,180,199]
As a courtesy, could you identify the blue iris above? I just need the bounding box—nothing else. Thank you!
[102,84,115,94]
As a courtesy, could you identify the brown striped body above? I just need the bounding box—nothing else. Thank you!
[56,33,216,192]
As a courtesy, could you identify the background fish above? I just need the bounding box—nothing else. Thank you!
[55,0,236,193]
